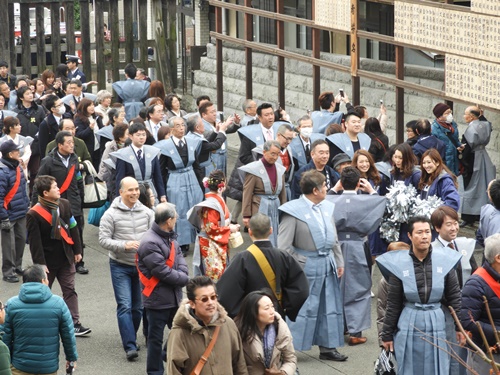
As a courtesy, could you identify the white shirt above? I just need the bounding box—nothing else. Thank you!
[261,124,274,141]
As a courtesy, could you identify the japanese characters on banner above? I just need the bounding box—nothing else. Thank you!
[394,1,500,110]
[471,0,500,16]
[314,0,350,32]
[446,55,500,110]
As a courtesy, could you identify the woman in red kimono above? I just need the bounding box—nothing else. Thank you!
[188,170,240,281]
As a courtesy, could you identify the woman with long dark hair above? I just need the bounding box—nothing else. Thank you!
[418,148,459,211]
[391,143,421,188]
[364,117,389,162]
[235,290,296,375]
[74,98,103,169]
[352,149,382,193]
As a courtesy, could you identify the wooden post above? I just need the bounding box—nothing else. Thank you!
[20,3,31,76]
[123,0,134,65]
[312,0,320,111]
[79,0,91,80]
[166,0,177,89]
[244,0,252,99]
[65,1,76,55]
[395,45,404,144]
[138,0,148,81]
[0,0,10,64]
[8,2,15,71]
[95,0,106,90]
[277,0,285,109]
[109,0,120,84]
[350,0,360,105]
[36,5,46,73]
[215,3,223,111]
[51,2,62,69]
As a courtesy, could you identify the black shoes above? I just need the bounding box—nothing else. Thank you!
[459,220,474,228]
[76,265,89,274]
[74,322,92,336]
[14,268,24,276]
[3,275,19,283]
[126,350,139,361]
[319,349,348,362]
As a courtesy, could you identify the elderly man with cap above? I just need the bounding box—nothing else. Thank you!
[291,139,338,200]
[0,140,29,283]
[431,102,464,176]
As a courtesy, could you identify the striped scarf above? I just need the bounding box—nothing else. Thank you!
[38,196,61,240]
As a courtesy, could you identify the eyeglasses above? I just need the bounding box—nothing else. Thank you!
[279,133,293,142]
[196,294,218,303]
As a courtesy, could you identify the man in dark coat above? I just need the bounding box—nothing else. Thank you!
[38,94,68,157]
[217,212,309,320]
[0,140,29,283]
[26,175,91,337]
[33,131,88,274]
[461,233,500,374]
[412,118,446,163]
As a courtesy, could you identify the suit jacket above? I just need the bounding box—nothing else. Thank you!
[217,240,309,321]
[242,172,287,218]
[26,198,82,269]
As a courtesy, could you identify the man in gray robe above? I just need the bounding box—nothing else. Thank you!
[326,111,371,161]
[112,63,150,121]
[278,169,347,362]
[460,106,496,227]
[289,115,325,170]
[240,140,286,246]
[310,92,344,134]
[326,166,386,346]
[477,179,500,248]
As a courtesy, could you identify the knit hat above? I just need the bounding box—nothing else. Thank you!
[332,153,351,170]
[433,103,450,119]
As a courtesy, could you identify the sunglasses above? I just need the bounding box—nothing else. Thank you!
[196,294,218,303]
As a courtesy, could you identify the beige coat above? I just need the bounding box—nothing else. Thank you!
[242,172,287,218]
[242,313,296,375]
[167,300,248,375]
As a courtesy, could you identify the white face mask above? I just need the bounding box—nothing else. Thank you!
[446,113,453,123]
[300,127,313,138]
[58,105,66,115]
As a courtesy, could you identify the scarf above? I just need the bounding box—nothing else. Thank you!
[437,119,454,134]
[38,196,61,240]
[263,323,277,369]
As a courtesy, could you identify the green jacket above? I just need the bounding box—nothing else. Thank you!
[45,136,91,164]
[0,335,11,375]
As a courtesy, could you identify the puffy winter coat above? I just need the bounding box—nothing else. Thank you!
[461,262,500,351]
[2,282,77,374]
[0,338,10,375]
[431,119,461,175]
[167,301,248,375]
[99,197,154,266]
[14,102,46,157]
[137,223,189,310]
[0,158,29,221]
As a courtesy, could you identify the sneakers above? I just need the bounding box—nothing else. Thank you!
[126,350,139,361]
[74,322,92,336]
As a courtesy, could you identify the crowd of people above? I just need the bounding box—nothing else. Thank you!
[0,55,498,375]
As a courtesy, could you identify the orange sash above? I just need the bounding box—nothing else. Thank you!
[474,267,500,300]
[3,166,20,209]
[30,204,74,245]
[59,165,75,194]
[136,241,176,297]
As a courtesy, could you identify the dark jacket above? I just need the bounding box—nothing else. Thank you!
[381,247,461,342]
[0,158,29,221]
[412,135,446,163]
[431,119,461,176]
[74,114,103,158]
[38,113,61,157]
[137,222,189,310]
[2,282,77,374]
[26,198,82,269]
[420,172,460,212]
[217,240,309,321]
[0,339,10,375]
[14,102,46,157]
[461,262,500,350]
[32,150,83,217]
[367,132,389,163]
[291,160,338,200]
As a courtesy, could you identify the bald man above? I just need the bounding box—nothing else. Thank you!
[459,106,495,227]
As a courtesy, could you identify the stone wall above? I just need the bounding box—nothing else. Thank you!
[192,43,500,172]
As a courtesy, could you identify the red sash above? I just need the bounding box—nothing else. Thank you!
[136,241,176,297]
[4,166,20,209]
[59,165,76,194]
[30,204,74,245]
[474,267,500,300]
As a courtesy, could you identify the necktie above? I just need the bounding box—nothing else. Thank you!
[448,242,455,250]
[305,143,311,161]
[137,149,142,162]
[179,139,185,149]
[266,129,273,141]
